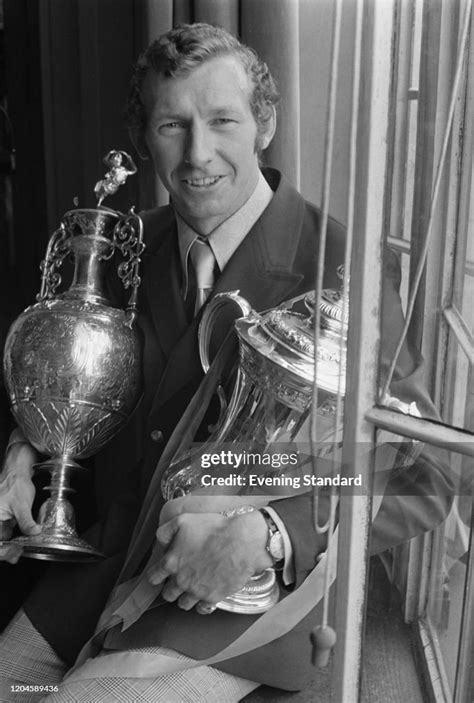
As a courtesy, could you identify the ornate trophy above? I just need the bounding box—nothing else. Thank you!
[161,282,348,613]
[2,152,144,561]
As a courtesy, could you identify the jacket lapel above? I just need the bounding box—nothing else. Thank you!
[148,170,307,413]
[143,231,187,360]
[212,173,306,309]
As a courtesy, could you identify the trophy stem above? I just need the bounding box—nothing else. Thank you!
[11,457,103,562]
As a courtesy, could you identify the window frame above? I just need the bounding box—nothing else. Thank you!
[330,0,474,699]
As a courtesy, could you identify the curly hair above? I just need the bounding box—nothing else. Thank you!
[125,23,279,155]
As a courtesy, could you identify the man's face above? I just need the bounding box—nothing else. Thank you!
[142,55,273,235]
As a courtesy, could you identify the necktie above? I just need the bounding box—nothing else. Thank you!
[189,238,215,315]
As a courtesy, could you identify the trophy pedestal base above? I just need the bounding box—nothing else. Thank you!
[12,533,103,562]
[217,569,280,614]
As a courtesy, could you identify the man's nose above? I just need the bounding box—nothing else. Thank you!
[184,124,214,167]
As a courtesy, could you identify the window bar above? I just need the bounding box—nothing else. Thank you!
[385,0,416,252]
[380,0,473,402]
[443,305,474,365]
[417,616,453,700]
[431,2,473,418]
[331,0,393,699]
[365,406,474,458]
[454,490,474,702]
[440,27,474,426]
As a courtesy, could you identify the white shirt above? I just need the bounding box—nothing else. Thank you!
[176,170,273,298]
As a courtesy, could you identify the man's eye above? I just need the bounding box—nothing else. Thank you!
[212,118,237,127]
[159,122,185,133]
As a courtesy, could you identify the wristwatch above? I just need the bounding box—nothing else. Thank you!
[259,509,285,567]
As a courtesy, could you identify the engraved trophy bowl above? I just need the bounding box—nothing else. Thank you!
[2,153,144,561]
[161,284,348,613]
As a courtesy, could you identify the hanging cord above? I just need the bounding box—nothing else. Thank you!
[380,0,473,400]
[335,0,364,461]
[309,0,344,668]
[310,0,343,533]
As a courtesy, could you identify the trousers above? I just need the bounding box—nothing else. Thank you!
[0,610,259,702]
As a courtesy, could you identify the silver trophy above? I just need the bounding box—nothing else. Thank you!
[161,285,348,613]
[2,152,144,561]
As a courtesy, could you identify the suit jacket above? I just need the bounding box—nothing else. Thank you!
[24,169,453,689]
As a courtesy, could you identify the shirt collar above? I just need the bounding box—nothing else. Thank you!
[176,171,273,296]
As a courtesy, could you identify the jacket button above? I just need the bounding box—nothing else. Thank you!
[150,430,164,443]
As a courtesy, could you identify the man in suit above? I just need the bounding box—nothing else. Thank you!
[0,23,452,701]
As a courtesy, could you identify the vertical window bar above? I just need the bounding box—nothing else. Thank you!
[407,0,444,354]
[384,0,418,311]
[403,0,423,248]
[440,17,474,426]
[380,0,472,403]
[432,4,471,417]
[454,492,474,702]
[331,0,394,699]
[386,0,416,247]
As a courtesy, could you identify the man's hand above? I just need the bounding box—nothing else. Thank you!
[147,510,273,613]
[0,438,40,564]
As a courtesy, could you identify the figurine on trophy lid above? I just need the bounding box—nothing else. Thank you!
[2,152,144,561]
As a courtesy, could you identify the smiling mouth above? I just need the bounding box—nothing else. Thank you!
[182,176,223,188]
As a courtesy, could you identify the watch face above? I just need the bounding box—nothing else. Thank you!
[269,532,285,561]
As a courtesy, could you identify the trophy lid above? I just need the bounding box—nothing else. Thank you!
[236,288,347,396]
[305,288,349,340]
[260,309,315,360]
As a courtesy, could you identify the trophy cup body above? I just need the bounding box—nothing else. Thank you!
[161,286,348,612]
[3,158,144,561]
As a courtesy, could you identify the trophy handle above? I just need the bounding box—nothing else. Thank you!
[37,224,73,302]
[198,290,253,373]
[198,291,253,435]
[113,208,145,327]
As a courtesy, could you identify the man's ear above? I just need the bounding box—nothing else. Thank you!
[259,105,277,151]
[129,128,151,160]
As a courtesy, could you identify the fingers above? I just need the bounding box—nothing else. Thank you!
[0,440,39,556]
[15,502,41,536]
[4,440,37,477]
[147,563,171,586]
[163,585,216,615]
[149,518,182,584]
[161,579,184,603]
[155,518,180,548]
[161,584,217,615]
[147,548,179,586]
[195,601,217,615]
[177,593,200,611]
[0,522,23,564]
[0,519,15,541]
[13,477,40,536]
[0,516,32,564]
[0,541,23,564]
